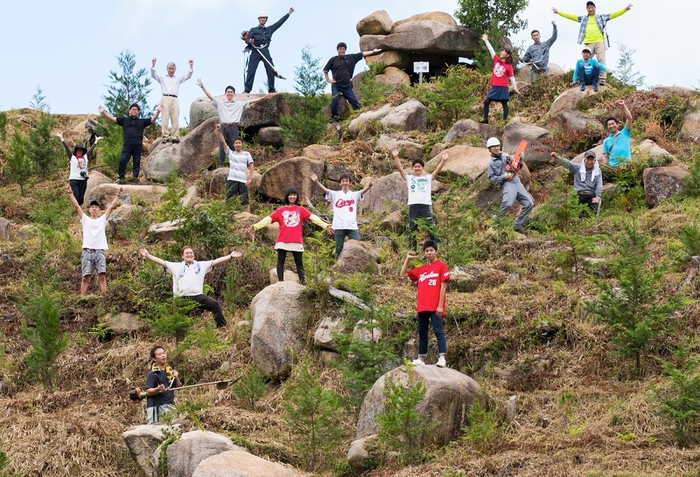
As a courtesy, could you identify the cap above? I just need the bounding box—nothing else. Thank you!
[486,137,501,148]
[258,10,268,18]
[582,47,591,53]
[584,150,596,159]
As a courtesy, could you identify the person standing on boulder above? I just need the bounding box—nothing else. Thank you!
[250,187,333,285]
[521,21,558,81]
[139,246,242,328]
[323,42,382,122]
[98,103,163,182]
[145,345,181,424]
[552,2,633,86]
[571,47,607,92]
[400,240,450,368]
[215,125,254,213]
[601,99,633,167]
[243,8,294,94]
[480,34,521,124]
[151,58,193,144]
[197,80,271,166]
[486,137,534,234]
[309,171,375,258]
[66,185,122,296]
[56,131,102,206]
[392,146,449,251]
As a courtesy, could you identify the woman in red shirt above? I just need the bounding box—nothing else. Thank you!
[480,34,521,124]
[251,187,333,285]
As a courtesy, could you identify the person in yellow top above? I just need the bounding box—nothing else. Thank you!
[552,2,632,85]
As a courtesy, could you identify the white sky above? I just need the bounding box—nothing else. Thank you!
[0,1,693,116]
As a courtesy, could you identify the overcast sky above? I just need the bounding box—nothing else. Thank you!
[0,1,693,116]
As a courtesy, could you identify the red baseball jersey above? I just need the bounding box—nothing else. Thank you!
[407,260,450,312]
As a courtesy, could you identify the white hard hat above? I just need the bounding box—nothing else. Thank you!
[486,137,501,148]
[258,10,268,18]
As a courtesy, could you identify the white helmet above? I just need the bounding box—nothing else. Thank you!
[486,137,501,148]
[258,10,268,18]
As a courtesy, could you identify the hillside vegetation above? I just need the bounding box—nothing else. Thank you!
[1,70,700,477]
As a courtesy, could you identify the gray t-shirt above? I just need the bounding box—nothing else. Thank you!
[226,150,254,183]
[212,98,250,124]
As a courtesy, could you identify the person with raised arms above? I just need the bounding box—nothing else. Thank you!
[151,58,193,144]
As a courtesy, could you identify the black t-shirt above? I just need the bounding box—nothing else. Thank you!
[323,53,364,88]
[117,116,152,146]
[146,367,175,408]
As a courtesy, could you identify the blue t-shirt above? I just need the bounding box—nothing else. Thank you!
[572,58,606,82]
[603,126,631,167]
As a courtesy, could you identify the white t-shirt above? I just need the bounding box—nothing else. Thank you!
[69,155,88,181]
[406,174,432,206]
[81,214,108,250]
[212,98,250,124]
[226,150,254,183]
[164,260,214,297]
[326,190,363,230]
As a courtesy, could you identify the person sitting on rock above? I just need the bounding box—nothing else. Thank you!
[323,42,381,121]
[602,99,633,167]
[486,137,533,234]
[215,125,254,213]
[521,21,558,81]
[56,131,102,206]
[250,187,333,285]
[197,80,271,166]
[480,34,521,124]
[139,246,242,328]
[400,240,450,368]
[309,171,375,258]
[145,345,181,424]
[151,58,193,144]
[571,47,607,92]
[550,150,602,209]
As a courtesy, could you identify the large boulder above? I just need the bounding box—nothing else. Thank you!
[682,111,700,143]
[122,425,167,477]
[88,183,168,207]
[360,20,480,56]
[192,450,303,477]
[356,10,394,36]
[426,144,490,179]
[250,281,309,379]
[99,312,147,335]
[188,94,287,131]
[375,135,424,160]
[85,171,114,200]
[258,126,283,147]
[257,157,325,202]
[560,110,605,135]
[443,119,501,145]
[148,220,183,242]
[549,87,600,122]
[359,172,407,214]
[393,12,457,29]
[348,104,393,134]
[502,121,552,170]
[336,240,380,274]
[301,144,336,161]
[375,67,411,87]
[355,365,483,446]
[154,430,242,477]
[365,50,410,69]
[650,86,698,98]
[643,166,689,207]
[380,100,428,131]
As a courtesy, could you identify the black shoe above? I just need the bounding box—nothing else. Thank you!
[479,119,489,124]
[171,138,180,144]
[514,226,526,234]
[268,89,276,93]
[599,80,606,86]
[161,138,169,144]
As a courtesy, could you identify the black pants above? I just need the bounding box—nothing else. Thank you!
[226,180,249,205]
[218,124,239,166]
[118,143,143,179]
[189,294,227,328]
[69,179,87,206]
[276,249,304,284]
[407,204,438,251]
[244,47,276,94]
[483,99,509,121]
[578,194,599,211]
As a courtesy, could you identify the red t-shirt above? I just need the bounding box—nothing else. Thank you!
[407,260,450,313]
[270,205,311,244]
[490,55,514,87]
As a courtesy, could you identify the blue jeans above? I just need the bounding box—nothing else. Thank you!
[331,84,361,116]
[417,311,446,356]
[577,63,600,86]
[334,229,360,258]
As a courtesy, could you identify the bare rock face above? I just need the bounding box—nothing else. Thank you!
[155,430,242,477]
[301,144,336,161]
[257,157,325,202]
[549,88,599,122]
[355,365,483,446]
[393,11,457,29]
[122,425,168,477]
[188,94,287,131]
[258,126,283,147]
[99,312,147,335]
[250,281,308,379]
[192,449,303,477]
[643,166,689,207]
[502,121,552,171]
[336,240,380,274]
[356,10,394,36]
[359,172,407,214]
[89,183,168,207]
[365,50,410,69]
[443,119,501,145]
[360,20,480,56]
[428,144,491,179]
[375,66,411,87]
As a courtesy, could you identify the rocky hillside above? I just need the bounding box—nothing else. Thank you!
[2,42,700,476]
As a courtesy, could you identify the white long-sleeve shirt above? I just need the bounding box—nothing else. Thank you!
[151,68,193,96]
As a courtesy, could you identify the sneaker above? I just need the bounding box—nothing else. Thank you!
[479,119,489,124]
[436,357,446,368]
[171,138,180,144]
[161,138,169,144]
[579,84,585,91]
[514,226,526,235]
[599,80,606,86]
[593,82,599,92]
[411,358,426,366]
[116,178,124,184]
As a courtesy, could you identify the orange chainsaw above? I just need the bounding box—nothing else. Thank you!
[505,140,528,181]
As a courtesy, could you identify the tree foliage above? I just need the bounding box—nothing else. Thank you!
[4,127,33,196]
[614,43,646,88]
[102,50,153,117]
[27,112,60,175]
[454,0,529,36]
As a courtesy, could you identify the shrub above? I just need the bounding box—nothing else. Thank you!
[172,206,229,260]
[145,296,197,345]
[27,112,60,175]
[233,367,268,410]
[359,63,395,108]
[657,356,700,448]
[0,112,7,145]
[461,399,500,451]
[4,127,32,196]
[29,189,75,230]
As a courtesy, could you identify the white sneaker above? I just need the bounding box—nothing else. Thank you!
[412,358,426,366]
[436,357,446,368]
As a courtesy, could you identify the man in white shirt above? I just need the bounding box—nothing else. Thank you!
[309,171,375,258]
[67,185,122,295]
[151,58,194,144]
[197,79,270,166]
[138,247,242,328]
[215,124,254,212]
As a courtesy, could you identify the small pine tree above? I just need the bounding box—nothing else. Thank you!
[658,356,700,448]
[283,363,345,472]
[615,43,646,88]
[4,127,33,196]
[103,50,153,117]
[454,0,529,37]
[233,367,268,410]
[27,112,60,175]
[585,222,682,374]
[29,85,50,112]
[19,291,68,388]
[146,296,197,345]
[0,111,8,145]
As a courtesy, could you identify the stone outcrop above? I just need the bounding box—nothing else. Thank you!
[153,430,242,477]
[443,119,501,145]
[349,100,427,135]
[192,450,303,477]
[257,157,325,202]
[336,240,380,274]
[375,135,423,160]
[643,166,689,207]
[427,144,491,179]
[250,281,309,379]
[122,425,168,477]
[549,87,601,123]
[356,10,394,36]
[89,183,168,207]
[502,121,552,171]
[359,172,408,214]
[188,94,287,131]
[258,126,283,147]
